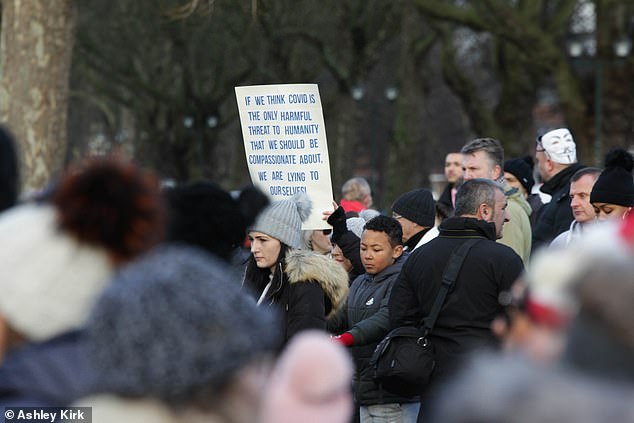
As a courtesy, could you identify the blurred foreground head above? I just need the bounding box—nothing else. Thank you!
[0,156,164,347]
[563,258,634,384]
[260,331,354,423]
[165,181,268,261]
[499,214,634,364]
[428,354,634,423]
[85,245,280,420]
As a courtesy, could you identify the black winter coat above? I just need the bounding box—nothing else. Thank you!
[258,249,349,344]
[532,163,585,252]
[336,231,364,283]
[436,183,455,220]
[389,217,524,399]
[328,255,417,406]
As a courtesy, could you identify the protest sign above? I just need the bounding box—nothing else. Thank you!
[235,84,333,229]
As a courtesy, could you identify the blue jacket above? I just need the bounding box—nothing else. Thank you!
[0,331,94,407]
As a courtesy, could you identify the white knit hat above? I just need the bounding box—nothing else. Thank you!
[0,204,113,341]
[346,217,366,239]
[250,193,312,248]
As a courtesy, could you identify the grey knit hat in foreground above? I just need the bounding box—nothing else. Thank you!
[250,192,312,248]
[86,244,280,402]
[392,188,435,227]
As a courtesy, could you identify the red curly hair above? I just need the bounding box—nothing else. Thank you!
[53,156,165,264]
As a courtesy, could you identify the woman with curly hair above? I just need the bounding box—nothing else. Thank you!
[0,156,165,405]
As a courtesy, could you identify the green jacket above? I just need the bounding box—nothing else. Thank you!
[498,179,532,264]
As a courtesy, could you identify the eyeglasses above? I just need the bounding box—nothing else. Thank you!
[322,229,332,235]
[392,214,403,220]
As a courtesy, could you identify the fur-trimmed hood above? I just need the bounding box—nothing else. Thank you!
[284,249,349,318]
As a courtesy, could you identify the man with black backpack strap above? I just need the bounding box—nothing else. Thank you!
[388,179,524,421]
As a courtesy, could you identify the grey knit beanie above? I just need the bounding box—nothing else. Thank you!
[392,188,435,227]
[250,192,312,248]
[86,244,280,402]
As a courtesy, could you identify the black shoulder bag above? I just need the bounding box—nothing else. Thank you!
[369,239,480,398]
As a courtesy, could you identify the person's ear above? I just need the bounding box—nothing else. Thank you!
[546,157,556,173]
[392,244,404,259]
[492,165,502,180]
[478,203,492,220]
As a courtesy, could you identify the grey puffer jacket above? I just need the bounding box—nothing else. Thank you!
[328,255,417,406]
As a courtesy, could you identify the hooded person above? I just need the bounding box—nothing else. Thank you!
[0,156,165,406]
[77,245,281,423]
[244,192,349,344]
[590,148,634,221]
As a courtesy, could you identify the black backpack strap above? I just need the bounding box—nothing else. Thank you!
[421,238,481,334]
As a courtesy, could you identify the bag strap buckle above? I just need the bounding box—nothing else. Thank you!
[416,337,430,347]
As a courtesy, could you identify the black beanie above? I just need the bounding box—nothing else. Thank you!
[392,189,435,227]
[504,156,535,194]
[590,168,634,206]
[590,149,634,207]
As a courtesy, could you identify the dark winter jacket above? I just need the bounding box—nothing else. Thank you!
[328,255,417,406]
[532,163,585,252]
[336,231,364,283]
[327,206,364,283]
[527,193,544,229]
[436,183,455,220]
[389,217,524,398]
[258,249,349,343]
[0,331,94,407]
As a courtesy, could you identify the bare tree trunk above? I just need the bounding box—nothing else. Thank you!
[0,0,77,192]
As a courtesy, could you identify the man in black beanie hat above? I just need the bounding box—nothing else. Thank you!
[391,188,438,251]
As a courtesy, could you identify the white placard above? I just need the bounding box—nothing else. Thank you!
[235,84,333,229]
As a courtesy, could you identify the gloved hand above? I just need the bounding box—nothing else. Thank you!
[331,332,354,347]
[327,206,348,244]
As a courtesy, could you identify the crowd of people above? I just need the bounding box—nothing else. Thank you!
[0,124,633,423]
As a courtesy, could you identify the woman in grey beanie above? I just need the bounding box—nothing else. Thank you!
[244,192,349,344]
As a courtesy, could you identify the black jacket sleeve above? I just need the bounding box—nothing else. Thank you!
[337,231,364,277]
[286,281,327,339]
